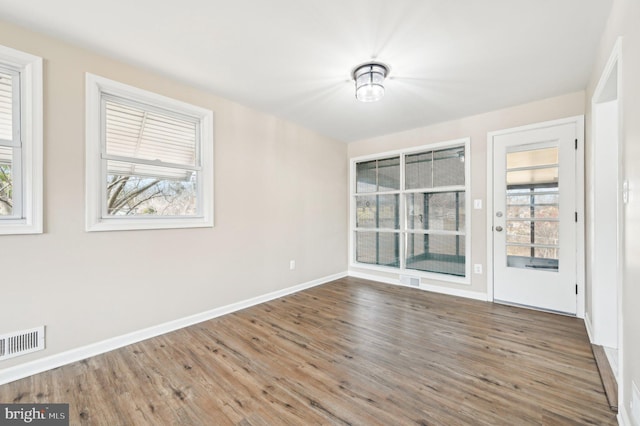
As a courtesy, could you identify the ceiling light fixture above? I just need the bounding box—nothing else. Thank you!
[352,62,389,103]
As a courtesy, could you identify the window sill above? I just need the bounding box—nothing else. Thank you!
[85,216,213,232]
[0,220,43,235]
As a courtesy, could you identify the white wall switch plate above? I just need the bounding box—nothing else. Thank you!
[289,260,296,270]
[474,199,483,209]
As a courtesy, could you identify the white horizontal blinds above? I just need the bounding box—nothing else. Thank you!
[103,94,199,180]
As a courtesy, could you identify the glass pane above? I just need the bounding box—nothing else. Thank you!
[0,145,13,216]
[355,231,399,267]
[106,160,197,216]
[405,152,432,189]
[507,193,559,206]
[535,247,559,260]
[0,70,13,141]
[533,205,559,219]
[105,99,197,167]
[504,146,561,271]
[406,192,465,232]
[405,233,465,276]
[506,220,559,245]
[356,160,376,193]
[507,147,558,169]
[378,157,400,191]
[507,205,559,219]
[433,147,465,187]
[507,167,558,186]
[507,245,558,271]
[355,194,399,229]
[507,245,530,257]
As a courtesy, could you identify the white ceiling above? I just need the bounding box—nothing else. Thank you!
[0,0,612,142]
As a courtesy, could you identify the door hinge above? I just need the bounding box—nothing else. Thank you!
[575,212,578,222]
[576,284,578,295]
[575,139,578,150]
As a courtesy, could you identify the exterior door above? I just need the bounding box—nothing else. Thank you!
[492,122,577,314]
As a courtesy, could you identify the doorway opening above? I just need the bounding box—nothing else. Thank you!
[589,38,623,386]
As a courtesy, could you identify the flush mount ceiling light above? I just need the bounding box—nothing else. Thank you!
[352,62,389,103]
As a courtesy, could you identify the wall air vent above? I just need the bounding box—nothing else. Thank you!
[0,326,45,361]
[400,275,420,287]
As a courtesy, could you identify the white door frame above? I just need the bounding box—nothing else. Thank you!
[486,116,585,318]
[589,36,624,404]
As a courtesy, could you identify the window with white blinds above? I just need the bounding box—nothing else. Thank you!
[86,74,214,231]
[0,67,19,219]
[351,138,471,282]
[0,45,43,235]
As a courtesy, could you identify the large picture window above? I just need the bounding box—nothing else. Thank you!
[351,139,470,281]
[85,74,214,231]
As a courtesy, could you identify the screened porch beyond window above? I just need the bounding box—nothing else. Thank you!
[352,141,469,279]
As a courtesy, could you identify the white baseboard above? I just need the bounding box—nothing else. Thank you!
[0,271,347,386]
[348,270,488,301]
[584,311,595,343]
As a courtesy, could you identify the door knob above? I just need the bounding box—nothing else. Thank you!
[495,226,503,232]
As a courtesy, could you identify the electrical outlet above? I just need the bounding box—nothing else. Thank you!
[473,264,483,274]
[289,260,296,270]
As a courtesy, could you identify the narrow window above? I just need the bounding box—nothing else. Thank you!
[86,74,213,231]
[0,45,43,235]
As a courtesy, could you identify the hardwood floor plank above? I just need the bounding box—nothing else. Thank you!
[0,277,616,425]
[591,344,618,412]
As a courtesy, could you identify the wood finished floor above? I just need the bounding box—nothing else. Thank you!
[0,277,616,425]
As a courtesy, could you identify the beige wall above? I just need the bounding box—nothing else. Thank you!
[0,21,347,369]
[348,92,585,295]
[585,0,640,422]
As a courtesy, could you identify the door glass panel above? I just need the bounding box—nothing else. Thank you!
[507,167,558,186]
[505,146,559,271]
[506,221,559,245]
[507,205,559,219]
[506,147,558,169]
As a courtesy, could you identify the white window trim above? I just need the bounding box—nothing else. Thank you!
[0,45,43,235]
[349,138,471,284]
[85,73,214,232]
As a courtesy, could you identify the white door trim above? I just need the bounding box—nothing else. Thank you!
[590,36,624,413]
[486,115,585,318]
